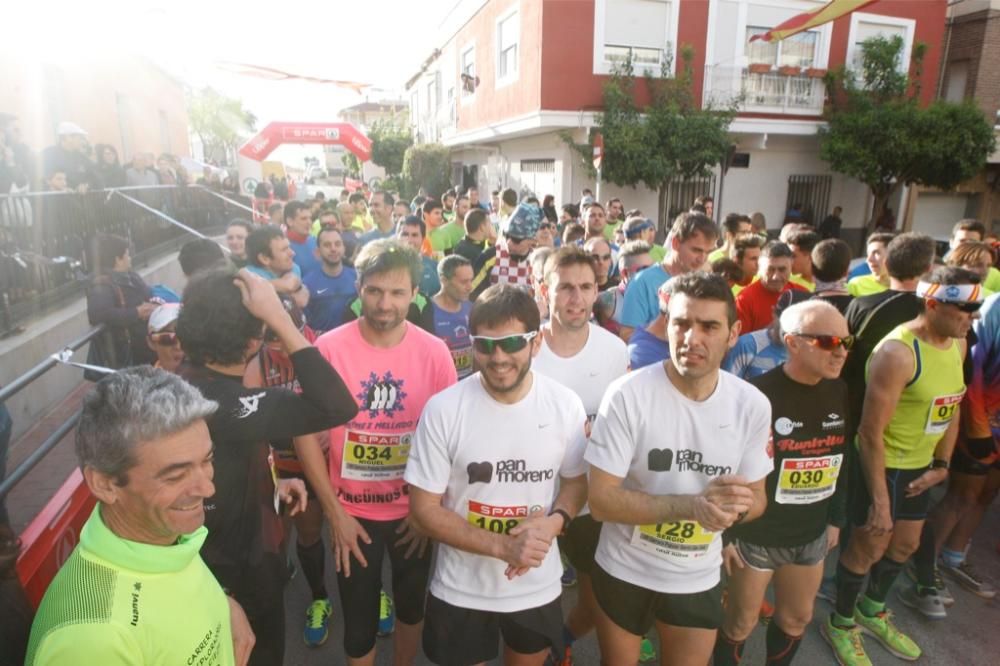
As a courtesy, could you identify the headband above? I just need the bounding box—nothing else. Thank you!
[916,281,984,304]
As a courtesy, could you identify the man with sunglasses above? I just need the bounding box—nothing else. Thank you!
[824,266,981,665]
[584,237,618,291]
[715,300,851,666]
[407,285,589,666]
[147,303,185,373]
[313,239,457,666]
[471,202,541,301]
[622,216,666,263]
[587,272,772,666]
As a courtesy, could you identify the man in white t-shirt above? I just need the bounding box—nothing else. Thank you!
[587,271,773,665]
[407,284,589,666]
[532,245,629,661]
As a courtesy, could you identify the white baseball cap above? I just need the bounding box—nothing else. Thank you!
[147,304,180,334]
[56,121,88,137]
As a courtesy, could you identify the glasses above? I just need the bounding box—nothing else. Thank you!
[471,331,537,354]
[938,300,982,314]
[792,333,855,351]
[539,223,554,230]
[149,331,179,346]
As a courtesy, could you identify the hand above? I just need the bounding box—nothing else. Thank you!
[136,302,157,320]
[722,543,744,577]
[689,495,741,533]
[703,475,755,516]
[826,525,841,553]
[395,516,428,560]
[276,478,307,516]
[508,509,562,546]
[500,517,552,571]
[233,268,290,327]
[905,468,948,498]
[862,502,894,536]
[226,596,256,666]
[330,509,371,577]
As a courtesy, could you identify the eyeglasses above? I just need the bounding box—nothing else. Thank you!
[938,300,982,314]
[791,333,855,351]
[539,223,554,230]
[470,331,537,354]
[149,331,179,346]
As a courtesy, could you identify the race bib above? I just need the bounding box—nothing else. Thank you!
[925,393,964,435]
[451,346,473,378]
[630,521,715,561]
[341,431,411,481]
[467,500,534,535]
[775,454,843,505]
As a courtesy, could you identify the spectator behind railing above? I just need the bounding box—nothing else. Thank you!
[40,122,98,193]
[85,233,158,373]
[93,144,126,189]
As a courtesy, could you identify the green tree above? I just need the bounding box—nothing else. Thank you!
[564,47,738,232]
[342,153,362,178]
[369,119,414,179]
[820,35,996,230]
[186,87,257,165]
[402,143,451,199]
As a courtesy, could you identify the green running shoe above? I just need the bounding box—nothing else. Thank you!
[377,590,395,636]
[854,607,921,661]
[821,616,872,666]
[303,598,332,647]
[639,637,656,662]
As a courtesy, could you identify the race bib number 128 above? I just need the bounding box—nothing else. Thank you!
[630,521,714,561]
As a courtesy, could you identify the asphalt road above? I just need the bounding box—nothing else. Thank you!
[281,501,1000,665]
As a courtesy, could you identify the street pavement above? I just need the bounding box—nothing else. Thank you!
[282,500,1000,665]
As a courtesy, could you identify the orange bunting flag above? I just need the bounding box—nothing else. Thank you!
[750,0,879,43]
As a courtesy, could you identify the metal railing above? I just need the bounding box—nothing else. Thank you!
[0,185,252,335]
[703,64,826,115]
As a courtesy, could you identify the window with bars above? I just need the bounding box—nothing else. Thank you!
[785,175,832,227]
[520,159,555,173]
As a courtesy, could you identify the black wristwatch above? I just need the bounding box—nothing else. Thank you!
[549,509,571,535]
[931,458,950,470]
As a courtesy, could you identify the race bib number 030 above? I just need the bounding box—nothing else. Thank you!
[341,431,411,481]
[775,454,843,505]
[630,521,714,561]
[467,501,533,535]
[925,393,964,435]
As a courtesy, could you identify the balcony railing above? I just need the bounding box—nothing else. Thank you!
[704,64,826,115]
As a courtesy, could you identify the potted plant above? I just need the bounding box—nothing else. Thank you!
[748,63,772,74]
[778,65,802,76]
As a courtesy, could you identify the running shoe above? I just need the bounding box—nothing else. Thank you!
[821,616,872,666]
[303,598,333,647]
[561,565,577,587]
[854,607,921,661]
[897,584,947,620]
[377,590,395,637]
[939,560,997,599]
[904,561,953,607]
[639,637,656,662]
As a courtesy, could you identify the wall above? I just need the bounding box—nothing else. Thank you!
[0,54,190,163]
[943,4,1000,119]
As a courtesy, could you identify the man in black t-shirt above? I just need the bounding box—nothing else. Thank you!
[714,300,850,666]
[177,267,357,666]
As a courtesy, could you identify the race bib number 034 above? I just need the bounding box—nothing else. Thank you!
[925,393,964,435]
[341,431,411,481]
[467,501,533,535]
[630,521,714,561]
[775,454,843,505]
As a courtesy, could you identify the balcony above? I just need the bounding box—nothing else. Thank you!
[704,64,826,116]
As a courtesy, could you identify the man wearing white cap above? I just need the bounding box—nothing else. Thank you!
[146,304,185,373]
[41,121,97,192]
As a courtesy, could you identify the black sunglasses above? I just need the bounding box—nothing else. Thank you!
[471,331,537,354]
[938,300,982,314]
[148,331,179,346]
[792,333,855,351]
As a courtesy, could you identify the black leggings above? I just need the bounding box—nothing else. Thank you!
[336,516,431,658]
[211,553,286,666]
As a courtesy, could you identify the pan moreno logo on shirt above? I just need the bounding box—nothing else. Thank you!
[357,371,408,418]
[647,448,733,476]
[466,459,555,484]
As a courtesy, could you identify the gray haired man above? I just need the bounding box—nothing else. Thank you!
[25,367,255,666]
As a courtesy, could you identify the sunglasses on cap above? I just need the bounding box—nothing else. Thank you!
[149,331,179,346]
[937,300,982,314]
[791,333,855,351]
[471,331,537,354]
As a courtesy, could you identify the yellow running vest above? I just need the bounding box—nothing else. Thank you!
[866,325,965,469]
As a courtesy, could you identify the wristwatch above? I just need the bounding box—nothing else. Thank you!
[931,458,950,470]
[549,509,572,535]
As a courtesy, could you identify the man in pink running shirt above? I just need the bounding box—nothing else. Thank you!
[313,238,458,665]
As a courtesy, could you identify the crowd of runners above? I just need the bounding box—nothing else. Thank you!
[14,185,1000,666]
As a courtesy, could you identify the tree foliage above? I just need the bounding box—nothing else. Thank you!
[369,119,414,178]
[402,143,451,199]
[565,47,738,231]
[342,153,362,178]
[186,87,257,165]
[820,35,995,229]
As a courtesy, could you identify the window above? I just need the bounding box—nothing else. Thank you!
[595,0,677,75]
[497,10,519,84]
[520,159,555,173]
[746,26,817,68]
[945,61,969,103]
[461,45,476,99]
[846,13,914,74]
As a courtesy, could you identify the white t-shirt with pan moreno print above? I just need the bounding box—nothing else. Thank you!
[585,364,773,594]
[405,371,589,613]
